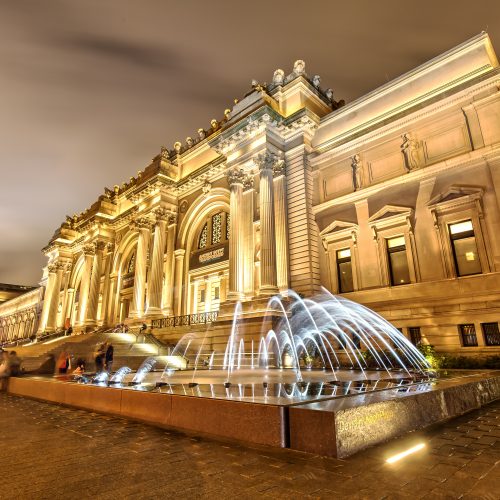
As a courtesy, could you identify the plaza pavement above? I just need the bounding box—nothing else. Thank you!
[0,393,498,499]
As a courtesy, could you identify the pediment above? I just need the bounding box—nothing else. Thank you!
[368,205,413,224]
[427,185,483,207]
[320,220,358,237]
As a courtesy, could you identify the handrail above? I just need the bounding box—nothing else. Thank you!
[151,311,218,329]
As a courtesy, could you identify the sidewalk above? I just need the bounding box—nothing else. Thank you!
[0,393,498,499]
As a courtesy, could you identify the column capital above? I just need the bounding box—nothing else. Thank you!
[95,240,107,252]
[83,243,96,256]
[47,263,58,274]
[227,167,245,186]
[153,207,171,222]
[174,249,185,258]
[243,173,254,191]
[254,151,283,173]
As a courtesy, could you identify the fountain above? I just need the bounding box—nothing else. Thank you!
[14,289,497,458]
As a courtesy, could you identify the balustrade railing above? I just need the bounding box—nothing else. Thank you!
[151,311,218,329]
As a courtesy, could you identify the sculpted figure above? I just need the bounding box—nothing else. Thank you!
[198,128,206,140]
[312,75,321,88]
[401,133,419,171]
[186,137,194,148]
[210,119,219,131]
[272,69,285,85]
[174,141,182,154]
[325,88,334,101]
[351,154,363,191]
[293,59,306,76]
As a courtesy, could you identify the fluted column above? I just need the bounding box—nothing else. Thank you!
[173,249,185,316]
[273,159,290,293]
[227,167,245,301]
[58,264,72,329]
[255,152,279,295]
[242,175,255,298]
[99,243,114,325]
[130,218,152,319]
[37,264,58,333]
[85,241,106,327]
[146,208,169,317]
[64,288,75,327]
[46,262,65,332]
[162,213,177,315]
[77,244,95,325]
[105,274,117,326]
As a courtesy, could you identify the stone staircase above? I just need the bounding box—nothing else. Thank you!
[5,331,172,374]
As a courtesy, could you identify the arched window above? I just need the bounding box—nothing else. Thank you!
[126,252,136,274]
[198,224,208,249]
[196,211,230,251]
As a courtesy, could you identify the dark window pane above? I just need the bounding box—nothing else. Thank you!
[200,290,205,303]
[337,260,354,293]
[409,327,421,345]
[214,287,220,300]
[459,324,477,347]
[452,237,481,276]
[482,322,500,346]
[389,249,410,286]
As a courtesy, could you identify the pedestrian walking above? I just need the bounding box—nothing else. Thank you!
[105,343,114,374]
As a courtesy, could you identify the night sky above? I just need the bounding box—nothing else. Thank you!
[1,0,499,286]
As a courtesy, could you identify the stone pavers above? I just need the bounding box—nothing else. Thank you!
[0,394,498,499]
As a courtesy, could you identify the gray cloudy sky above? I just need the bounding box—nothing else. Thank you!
[1,0,499,285]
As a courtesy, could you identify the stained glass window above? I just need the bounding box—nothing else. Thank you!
[199,223,208,249]
[212,212,222,244]
[127,252,136,274]
[226,213,231,240]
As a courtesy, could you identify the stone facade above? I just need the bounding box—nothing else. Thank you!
[1,33,500,356]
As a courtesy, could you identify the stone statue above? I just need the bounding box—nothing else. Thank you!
[160,146,169,161]
[312,75,321,88]
[351,154,362,191]
[272,69,285,86]
[174,141,182,154]
[293,59,306,76]
[186,137,194,148]
[210,119,219,131]
[325,88,334,101]
[202,180,212,196]
[198,128,206,140]
[224,109,231,120]
[401,133,419,171]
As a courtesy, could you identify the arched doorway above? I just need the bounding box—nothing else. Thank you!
[187,209,230,315]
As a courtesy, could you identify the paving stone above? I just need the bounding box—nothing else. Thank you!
[0,394,499,498]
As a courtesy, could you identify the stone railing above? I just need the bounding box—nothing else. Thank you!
[151,311,218,329]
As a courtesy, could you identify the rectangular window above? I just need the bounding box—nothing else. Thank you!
[336,248,354,293]
[408,327,421,345]
[449,220,481,277]
[459,324,478,347]
[200,289,205,303]
[214,286,220,300]
[481,322,500,346]
[387,236,410,286]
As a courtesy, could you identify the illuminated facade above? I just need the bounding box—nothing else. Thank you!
[1,33,500,355]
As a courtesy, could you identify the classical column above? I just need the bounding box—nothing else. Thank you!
[162,213,177,315]
[146,208,169,317]
[77,244,95,325]
[105,274,117,326]
[273,158,290,293]
[205,277,212,313]
[85,241,106,327]
[227,167,245,300]
[130,218,152,319]
[46,262,65,332]
[99,243,114,325]
[173,249,185,316]
[64,288,75,327]
[58,263,72,329]
[191,279,200,314]
[242,175,255,298]
[255,152,279,295]
[37,263,57,333]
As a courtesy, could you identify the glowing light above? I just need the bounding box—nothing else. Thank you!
[465,251,475,261]
[449,220,473,235]
[386,443,425,463]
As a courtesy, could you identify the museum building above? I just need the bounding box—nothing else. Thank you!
[1,33,500,355]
